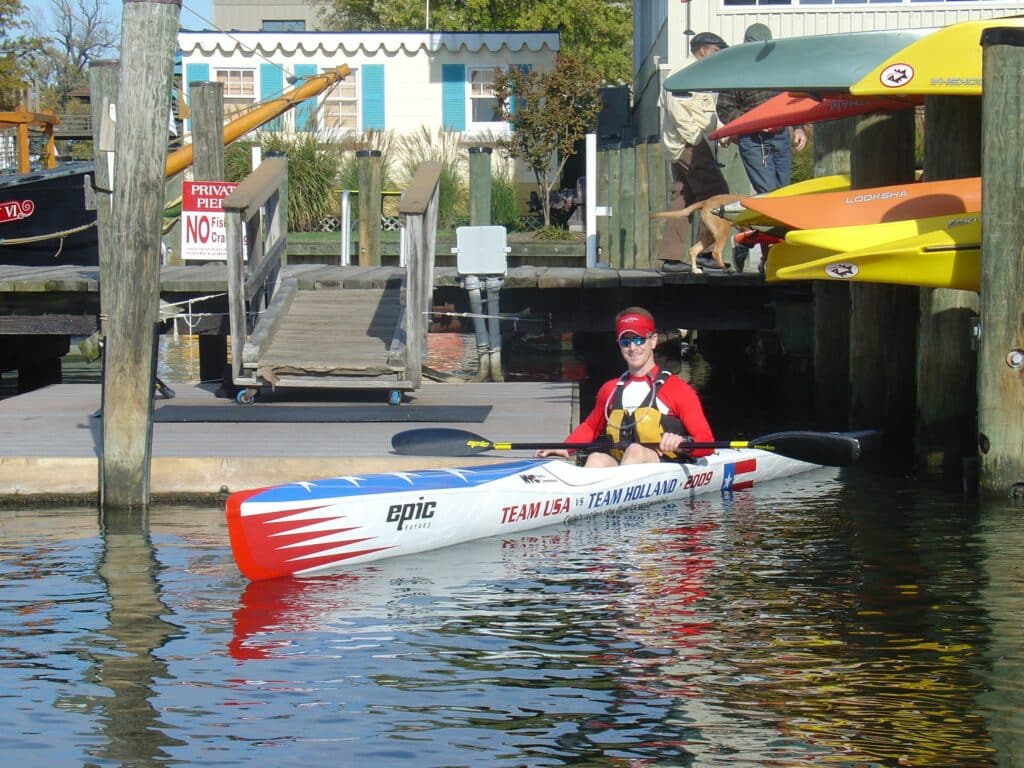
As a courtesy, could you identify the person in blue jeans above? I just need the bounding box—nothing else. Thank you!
[717,23,807,271]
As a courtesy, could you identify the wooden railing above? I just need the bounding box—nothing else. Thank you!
[223,157,288,386]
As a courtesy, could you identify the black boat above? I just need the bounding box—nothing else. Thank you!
[0,162,98,267]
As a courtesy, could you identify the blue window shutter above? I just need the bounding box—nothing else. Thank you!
[185,63,209,86]
[510,63,531,115]
[293,64,318,132]
[260,63,284,131]
[441,64,465,131]
[361,64,385,131]
[184,64,209,134]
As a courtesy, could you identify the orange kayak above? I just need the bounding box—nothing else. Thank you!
[709,91,920,141]
[740,177,980,231]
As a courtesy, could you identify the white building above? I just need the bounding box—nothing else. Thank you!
[633,0,1023,136]
[177,30,558,140]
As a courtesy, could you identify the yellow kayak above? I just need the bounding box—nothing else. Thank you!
[765,216,980,291]
[783,212,978,252]
[850,16,1024,97]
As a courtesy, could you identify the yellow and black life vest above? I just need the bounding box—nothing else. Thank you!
[604,369,685,459]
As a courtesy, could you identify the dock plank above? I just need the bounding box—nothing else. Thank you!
[257,288,404,377]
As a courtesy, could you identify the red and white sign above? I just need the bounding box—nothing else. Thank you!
[0,199,34,224]
[181,180,239,261]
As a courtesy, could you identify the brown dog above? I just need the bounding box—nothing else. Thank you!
[652,194,744,273]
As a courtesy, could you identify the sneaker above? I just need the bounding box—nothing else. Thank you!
[659,260,690,273]
[733,245,749,274]
[695,253,726,272]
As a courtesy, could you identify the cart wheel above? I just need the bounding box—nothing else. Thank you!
[387,390,402,406]
[236,388,258,405]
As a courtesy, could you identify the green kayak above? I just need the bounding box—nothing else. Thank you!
[664,29,933,94]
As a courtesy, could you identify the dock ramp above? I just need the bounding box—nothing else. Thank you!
[224,160,441,402]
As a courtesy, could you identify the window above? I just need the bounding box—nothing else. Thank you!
[323,68,358,131]
[468,67,503,127]
[262,20,305,31]
[215,68,255,120]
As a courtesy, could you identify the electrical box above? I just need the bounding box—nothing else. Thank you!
[453,225,510,276]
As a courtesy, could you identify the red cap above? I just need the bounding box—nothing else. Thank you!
[615,311,656,339]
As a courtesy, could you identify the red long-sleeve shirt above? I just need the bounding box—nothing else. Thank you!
[567,367,715,458]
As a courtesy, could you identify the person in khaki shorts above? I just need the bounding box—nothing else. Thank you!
[656,31,730,273]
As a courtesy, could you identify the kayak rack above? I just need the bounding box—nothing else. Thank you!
[224,160,442,404]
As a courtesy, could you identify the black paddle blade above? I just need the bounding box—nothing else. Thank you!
[749,431,865,466]
[391,428,491,456]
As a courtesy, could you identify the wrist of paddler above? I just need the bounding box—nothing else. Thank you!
[659,433,691,455]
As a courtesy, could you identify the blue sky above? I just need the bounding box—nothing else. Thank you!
[23,0,214,36]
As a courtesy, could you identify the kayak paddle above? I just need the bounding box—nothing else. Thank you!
[391,428,868,466]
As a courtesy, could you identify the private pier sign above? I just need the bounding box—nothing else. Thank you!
[181,181,239,261]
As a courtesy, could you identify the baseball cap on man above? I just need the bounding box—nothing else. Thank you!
[690,32,728,54]
[615,311,656,339]
[744,23,772,43]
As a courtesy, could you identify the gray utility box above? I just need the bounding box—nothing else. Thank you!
[453,225,510,276]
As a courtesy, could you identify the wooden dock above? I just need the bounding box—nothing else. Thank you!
[0,380,578,500]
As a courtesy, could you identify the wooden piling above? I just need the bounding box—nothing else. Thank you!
[595,141,613,266]
[633,138,650,269]
[190,82,230,383]
[811,118,854,430]
[848,110,918,461]
[100,0,181,509]
[917,96,981,472]
[978,28,1024,493]
[357,149,382,266]
[606,142,622,267]
[468,146,492,226]
[619,140,636,269]
[88,60,118,336]
[646,136,669,270]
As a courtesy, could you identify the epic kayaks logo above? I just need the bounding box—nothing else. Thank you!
[0,199,35,224]
[880,63,914,88]
[387,498,436,530]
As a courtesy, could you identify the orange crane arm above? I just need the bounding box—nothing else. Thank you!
[164,64,351,178]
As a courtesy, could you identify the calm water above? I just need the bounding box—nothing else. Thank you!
[1,471,1022,767]
[2,334,1023,765]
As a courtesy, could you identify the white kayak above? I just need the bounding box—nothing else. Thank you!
[226,448,823,581]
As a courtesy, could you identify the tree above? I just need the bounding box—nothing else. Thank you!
[30,0,117,111]
[0,0,40,109]
[319,0,631,84]
[493,52,601,229]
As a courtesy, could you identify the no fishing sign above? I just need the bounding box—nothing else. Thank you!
[181,180,240,261]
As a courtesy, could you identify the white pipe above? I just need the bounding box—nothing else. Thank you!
[585,132,597,268]
[340,189,351,266]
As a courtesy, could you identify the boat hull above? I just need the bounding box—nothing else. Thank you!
[741,177,980,232]
[851,17,1024,97]
[226,451,819,580]
[0,162,98,266]
[710,92,919,141]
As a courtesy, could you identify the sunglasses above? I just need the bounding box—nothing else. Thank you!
[618,335,651,348]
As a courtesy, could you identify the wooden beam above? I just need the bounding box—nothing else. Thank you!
[100,0,181,509]
[357,150,382,266]
[468,146,492,226]
[978,28,1024,493]
[917,96,981,472]
[848,110,917,462]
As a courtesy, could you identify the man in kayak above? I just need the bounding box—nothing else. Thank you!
[536,307,715,467]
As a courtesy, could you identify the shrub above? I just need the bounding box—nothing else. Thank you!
[489,160,520,229]
[224,134,342,231]
[397,126,467,230]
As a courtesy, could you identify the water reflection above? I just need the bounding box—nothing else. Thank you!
[1,471,1022,766]
[84,508,184,765]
